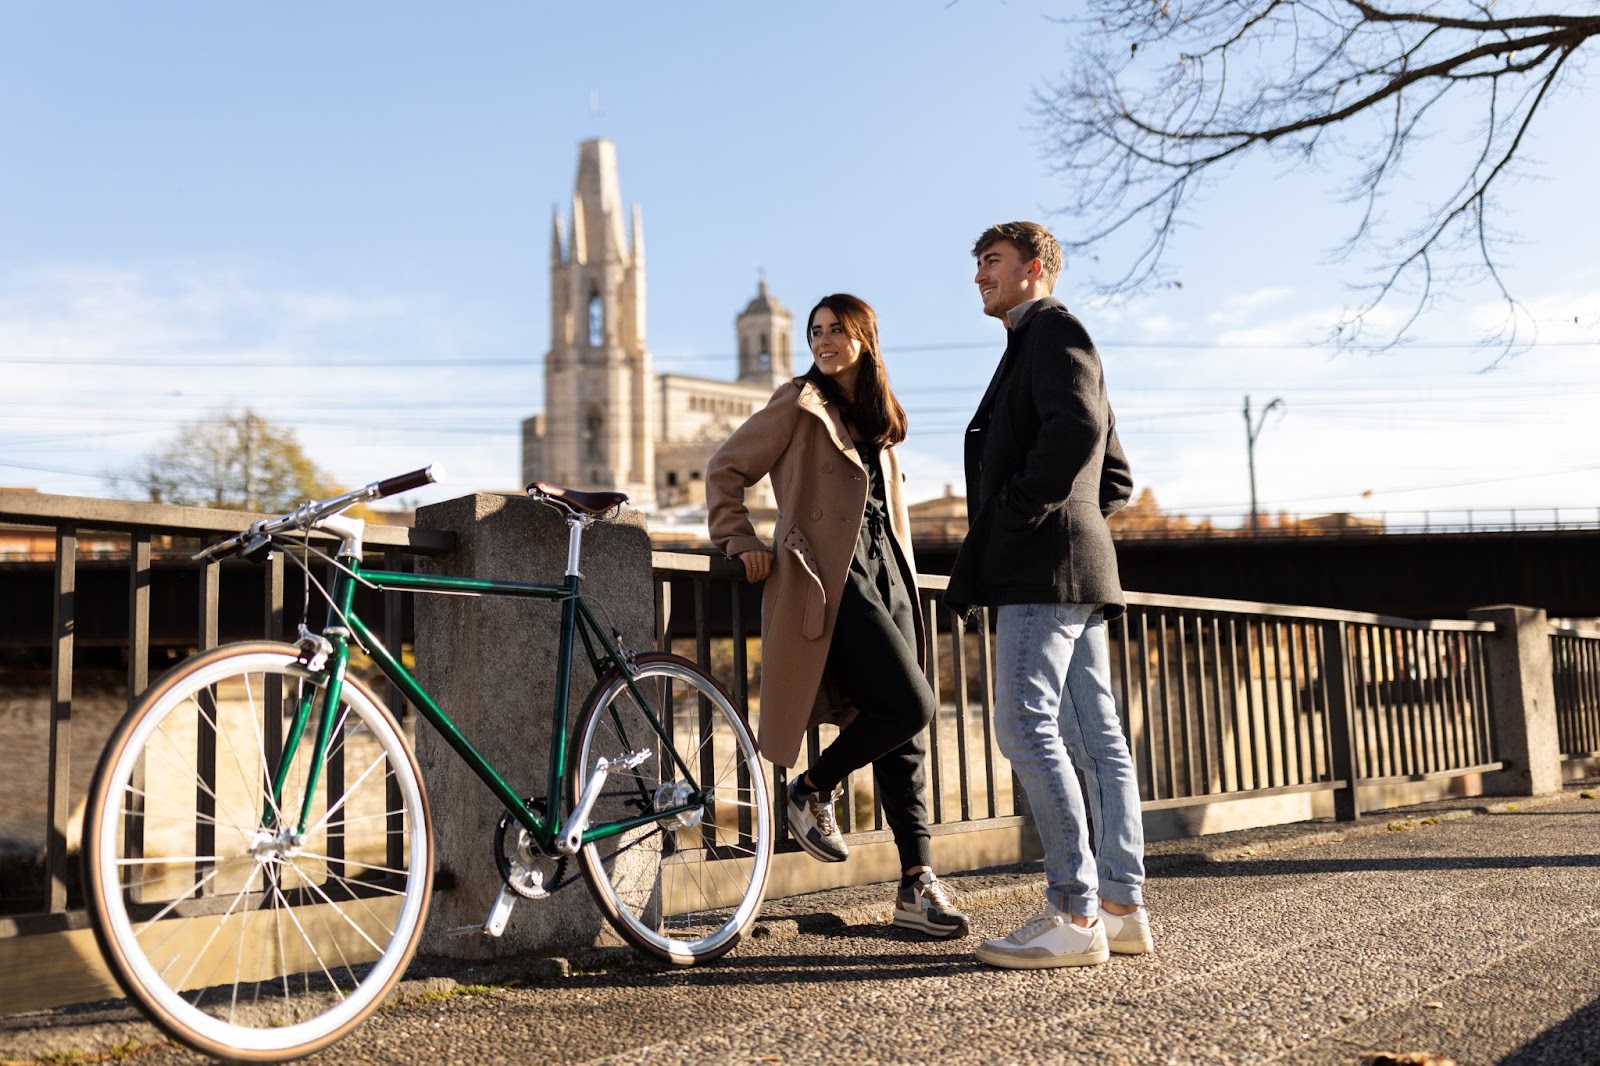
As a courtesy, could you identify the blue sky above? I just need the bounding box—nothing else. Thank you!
[3,2,1596,524]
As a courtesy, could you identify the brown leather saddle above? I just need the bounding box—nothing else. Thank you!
[526,481,629,516]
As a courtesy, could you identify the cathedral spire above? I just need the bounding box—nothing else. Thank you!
[574,138,627,264]
[550,206,566,267]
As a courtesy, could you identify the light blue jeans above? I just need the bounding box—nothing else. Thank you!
[995,602,1145,918]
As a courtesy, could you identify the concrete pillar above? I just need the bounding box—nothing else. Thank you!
[411,493,653,960]
[1469,604,1561,796]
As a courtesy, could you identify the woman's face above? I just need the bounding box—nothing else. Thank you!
[807,306,864,395]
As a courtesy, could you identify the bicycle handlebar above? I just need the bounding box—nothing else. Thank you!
[193,465,440,562]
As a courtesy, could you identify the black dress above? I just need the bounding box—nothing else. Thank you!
[805,436,936,871]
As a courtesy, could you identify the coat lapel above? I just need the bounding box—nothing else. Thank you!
[796,380,866,471]
[966,297,1065,432]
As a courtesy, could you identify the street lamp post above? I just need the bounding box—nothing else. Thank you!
[1244,395,1284,536]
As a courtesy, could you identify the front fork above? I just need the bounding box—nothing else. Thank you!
[263,551,360,834]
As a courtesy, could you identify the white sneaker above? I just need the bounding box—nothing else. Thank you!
[1100,906,1153,955]
[975,906,1109,970]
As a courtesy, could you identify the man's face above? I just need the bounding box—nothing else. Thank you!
[974,240,1042,319]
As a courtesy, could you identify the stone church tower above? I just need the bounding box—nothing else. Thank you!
[735,279,794,389]
[522,139,791,514]
[523,139,654,502]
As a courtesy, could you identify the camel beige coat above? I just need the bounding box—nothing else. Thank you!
[706,378,925,768]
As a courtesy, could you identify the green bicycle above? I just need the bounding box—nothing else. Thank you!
[81,468,773,1063]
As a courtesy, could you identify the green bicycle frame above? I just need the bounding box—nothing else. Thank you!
[275,544,707,855]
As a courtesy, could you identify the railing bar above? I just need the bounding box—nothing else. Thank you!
[1116,611,1149,803]
[1564,636,1583,756]
[924,591,945,825]
[1223,616,1249,792]
[1243,618,1267,792]
[128,533,151,697]
[1445,630,1472,767]
[1573,636,1592,757]
[947,598,976,821]
[1580,633,1593,752]
[1272,620,1295,787]
[976,611,1008,818]
[1296,621,1322,781]
[124,532,152,878]
[1442,627,1465,770]
[1156,613,1178,800]
[1308,620,1330,783]
[1361,624,1385,780]
[730,577,749,716]
[1175,613,1197,797]
[46,527,78,914]
[1208,615,1231,793]
[1432,628,1461,771]
[1552,635,1570,754]
[1408,628,1434,774]
[1297,621,1318,782]
[1414,627,1440,768]
[653,569,671,656]
[1381,627,1407,776]
[1470,632,1497,765]
[1191,614,1212,793]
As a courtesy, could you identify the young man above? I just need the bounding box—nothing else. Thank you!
[945,221,1152,969]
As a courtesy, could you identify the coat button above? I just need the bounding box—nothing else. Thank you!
[810,508,822,520]
[822,462,834,473]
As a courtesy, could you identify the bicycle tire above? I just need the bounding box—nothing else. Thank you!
[570,652,772,965]
[83,642,432,1063]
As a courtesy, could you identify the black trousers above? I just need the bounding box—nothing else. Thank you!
[805,579,937,871]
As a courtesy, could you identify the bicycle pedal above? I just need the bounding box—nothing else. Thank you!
[600,748,652,772]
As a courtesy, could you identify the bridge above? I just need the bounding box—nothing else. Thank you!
[913,526,1600,620]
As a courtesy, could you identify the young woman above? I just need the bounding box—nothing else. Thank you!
[706,293,967,939]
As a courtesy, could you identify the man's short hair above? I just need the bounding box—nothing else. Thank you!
[972,221,1063,289]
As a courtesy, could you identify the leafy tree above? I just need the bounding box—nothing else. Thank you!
[132,409,340,512]
[1037,0,1599,351]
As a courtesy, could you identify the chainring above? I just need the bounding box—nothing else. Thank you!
[493,799,568,900]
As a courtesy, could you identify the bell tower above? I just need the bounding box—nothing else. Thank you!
[735,279,794,389]
[526,138,654,503]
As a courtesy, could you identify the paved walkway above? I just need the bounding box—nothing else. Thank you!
[4,786,1599,1065]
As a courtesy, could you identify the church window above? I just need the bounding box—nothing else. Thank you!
[759,333,770,370]
[588,291,604,347]
[666,471,679,487]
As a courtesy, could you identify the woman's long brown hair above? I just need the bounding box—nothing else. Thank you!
[802,293,908,446]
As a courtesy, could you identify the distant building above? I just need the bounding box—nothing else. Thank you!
[907,484,968,542]
[521,140,790,510]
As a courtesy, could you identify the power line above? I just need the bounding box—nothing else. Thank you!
[1,336,1593,369]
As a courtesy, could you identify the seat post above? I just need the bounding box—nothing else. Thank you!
[565,516,585,578]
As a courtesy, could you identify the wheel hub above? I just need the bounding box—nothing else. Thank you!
[248,827,305,864]
[653,780,704,830]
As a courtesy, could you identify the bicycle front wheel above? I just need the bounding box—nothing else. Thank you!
[571,652,772,965]
[82,643,432,1063]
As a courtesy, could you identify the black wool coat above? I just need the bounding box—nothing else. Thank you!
[944,297,1134,616]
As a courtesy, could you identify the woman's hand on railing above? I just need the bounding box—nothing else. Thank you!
[737,549,773,583]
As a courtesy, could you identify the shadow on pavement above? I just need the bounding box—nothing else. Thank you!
[1500,993,1600,1065]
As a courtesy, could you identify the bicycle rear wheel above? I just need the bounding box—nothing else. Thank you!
[570,652,771,964]
[82,643,431,1063]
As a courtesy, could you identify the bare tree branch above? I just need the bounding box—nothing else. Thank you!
[1038,0,1599,353]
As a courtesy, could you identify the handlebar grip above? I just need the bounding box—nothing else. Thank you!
[374,465,438,500]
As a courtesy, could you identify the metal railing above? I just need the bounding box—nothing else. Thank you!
[0,491,451,937]
[0,491,1509,942]
[1552,625,1600,758]
[651,558,1503,844]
